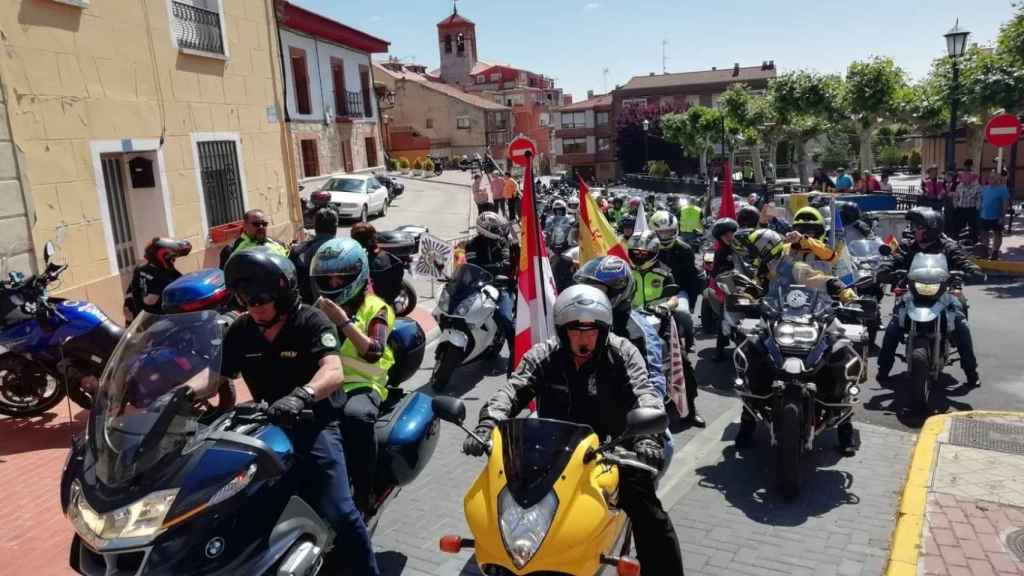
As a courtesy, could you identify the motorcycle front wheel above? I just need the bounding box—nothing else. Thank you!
[775,397,803,500]
[393,278,417,317]
[430,343,466,392]
[909,341,931,413]
[0,354,66,417]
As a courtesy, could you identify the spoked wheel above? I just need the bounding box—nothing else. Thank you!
[775,398,803,500]
[909,342,931,413]
[0,355,66,417]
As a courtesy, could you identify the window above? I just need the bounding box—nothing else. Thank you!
[491,112,507,129]
[490,72,501,82]
[539,113,550,127]
[456,32,466,54]
[596,111,609,127]
[457,116,471,129]
[711,93,722,108]
[359,65,372,118]
[477,75,486,83]
[365,137,378,168]
[331,58,346,117]
[563,137,586,154]
[197,140,245,227]
[597,137,612,152]
[561,111,585,128]
[686,94,700,108]
[100,156,136,272]
[444,34,452,53]
[290,47,311,115]
[488,132,508,147]
[300,139,319,178]
[425,118,434,129]
[622,98,647,109]
[170,0,225,56]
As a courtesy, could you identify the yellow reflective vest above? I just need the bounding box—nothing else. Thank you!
[339,293,395,400]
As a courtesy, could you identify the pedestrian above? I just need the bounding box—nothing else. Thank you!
[979,170,1011,259]
[490,171,507,218]
[472,172,494,214]
[920,164,947,211]
[503,175,520,222]
[834,167,853,191]
[879,172,893,193]
[952,163,980,242]
[857,170,880,193]
[811,168,835,192]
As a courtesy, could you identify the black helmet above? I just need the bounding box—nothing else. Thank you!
[711,218,739,241]
[906,207,943,244]
[144,237,191,269]
[837,202,862,227]
[224,248,300,318]
[736,205,761,229]
[574,255,636,311]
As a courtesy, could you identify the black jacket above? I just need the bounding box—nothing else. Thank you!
[658,240,704,301]
[465,235,511,278]
[125,264,181,318]
[477,334,663,441]
[289,234,335,304]
[877,235,981,284]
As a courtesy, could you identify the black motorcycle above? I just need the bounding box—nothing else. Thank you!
[375,225,426,317]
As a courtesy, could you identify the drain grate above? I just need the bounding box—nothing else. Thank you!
[947,419,1024,457]
[1008,529,1024,563]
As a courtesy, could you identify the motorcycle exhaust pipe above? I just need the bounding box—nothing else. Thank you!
[277,541,323,576]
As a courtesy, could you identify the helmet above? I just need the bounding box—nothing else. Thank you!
[628,196,642,209]
[310,238,368,305]
[838,201,862,227]
[144,238,191,269]
[476,211,510,242]
[711,218,738,241]
[612,195,624,207]
[567,196,580,210]
[224,248,300,316]
[906,207,943,244]
[747,229,784,264]
[620,215,637,234]
[650,210,678,247]
[737,205,761,229]
[574,255,635,310]
[627,230,661,269]
[553,284,613,354]
[793,206,826,239]
[551,199,568,217]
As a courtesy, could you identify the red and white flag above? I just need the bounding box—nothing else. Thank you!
[513,161,558,369]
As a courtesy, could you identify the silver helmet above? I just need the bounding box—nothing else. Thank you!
[553,284,613,330]
[476,211,510,241]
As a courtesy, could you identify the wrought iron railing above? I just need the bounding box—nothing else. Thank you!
[339,91,365,118]
[172,1,225,55]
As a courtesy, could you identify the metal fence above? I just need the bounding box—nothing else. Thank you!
[171,1,225,55]
[340,91,365,118]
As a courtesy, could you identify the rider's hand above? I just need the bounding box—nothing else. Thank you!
[316,297,349,327]
[634,438,665,470]
[785,231,803,245]
[838,288,857,304]
[462,425,492,456]
[268,386,315,425]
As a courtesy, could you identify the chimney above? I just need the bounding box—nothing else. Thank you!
[711,66,717,70]
[769,60,775,69]
[733,63,740,76]
[649,72,655,76]
[587,90,594,99]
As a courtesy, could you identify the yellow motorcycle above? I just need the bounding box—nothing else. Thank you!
[430,397,667,576]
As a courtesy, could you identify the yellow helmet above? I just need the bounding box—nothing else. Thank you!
[793,206,826,240]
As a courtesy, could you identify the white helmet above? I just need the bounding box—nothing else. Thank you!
[554,284,613,330]
[649,210,678,247]
[552,199,568,217]
[476,211,510,241]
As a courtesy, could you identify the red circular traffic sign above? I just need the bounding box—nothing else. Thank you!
[985,114,1021,147]
[507,136,537,167]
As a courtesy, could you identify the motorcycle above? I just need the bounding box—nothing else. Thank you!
[846,237,888,344]
[375,225,427,317]
[730,264,869,498]
[429,263,506,391]
[431,396,668,575]
[61,309,439,575]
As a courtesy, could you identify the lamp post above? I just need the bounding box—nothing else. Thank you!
[642,118,650,172]
[944,20,970,174]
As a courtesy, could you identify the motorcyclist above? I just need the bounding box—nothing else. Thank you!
[544,199,575,251]
[619,214,637,241]
[786,206,841,272]
[350,222,406,313]
[709,218,739,360]
[217,249,379,575]
[124,237,192,323]
[608,195,626,225]
[289,208,339,304]
[837,201,874,242]
[309,238,395,514]
[876,207,982,386]
[549,223,578,293]
[463,286,686,576]
[678,197,704,249]
[651,210,704,315]
[218,209,289,269]
[464,211,516,354]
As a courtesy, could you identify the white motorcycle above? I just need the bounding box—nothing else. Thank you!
[430,263,507,391]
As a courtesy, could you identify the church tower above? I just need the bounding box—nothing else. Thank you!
[437,5,477,88]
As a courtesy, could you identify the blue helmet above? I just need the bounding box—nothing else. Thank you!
[310,238,369,305]
[573,255,635,310]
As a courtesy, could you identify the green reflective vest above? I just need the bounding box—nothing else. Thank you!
[339,293,395,400]
[232,234,288,258]
[631,267,673,308]
[679,205,703,234]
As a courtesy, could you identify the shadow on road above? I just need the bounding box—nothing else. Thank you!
[980,277,1024,299]
[861,372,974,429]
[0,409,85,459]
[694,423,860,527]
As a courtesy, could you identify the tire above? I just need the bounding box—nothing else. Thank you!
[775,398,803,499]
[909,343,930,413]
[0,355,66,417]
[393,277,417,317]
[379,200,388,218]
[430,343,466,392]
[360,205,368,223]
[700,295,716,334]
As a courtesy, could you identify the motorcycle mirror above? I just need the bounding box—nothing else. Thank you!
[43,241,55,264]
[622,407,668,438]
[878,244,893,257]
[431,396,466,425]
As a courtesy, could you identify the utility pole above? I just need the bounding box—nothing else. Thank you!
[661,38,669,74]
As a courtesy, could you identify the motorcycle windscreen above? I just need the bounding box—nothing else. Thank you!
[498,418,593,509]
[908,253,950,284]
[446,263,493,315]
[768,262,832,319]
[847,238,884,259]
[89,310,225,487]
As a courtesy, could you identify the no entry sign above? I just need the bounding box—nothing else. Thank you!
[508,135,537,167]
[985,114,1022,147]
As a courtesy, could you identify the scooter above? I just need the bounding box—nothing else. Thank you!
[62,308,438,575]
[431,397,668,575]
[429,263,507,391]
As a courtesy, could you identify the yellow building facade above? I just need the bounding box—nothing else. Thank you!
[0,0,299,322]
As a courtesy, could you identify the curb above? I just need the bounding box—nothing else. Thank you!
[884,410,1024,576]
[978,258,1024,276]
[393,174,472,189]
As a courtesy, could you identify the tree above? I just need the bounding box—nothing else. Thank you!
[839,57,908,172]
[661,105,725,177]
[998,3,1024,67]
[720,84,778,183]
[769,71,840,184]
[614,102,689,175]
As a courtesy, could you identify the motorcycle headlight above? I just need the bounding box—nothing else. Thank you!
[914,282,941,297]
[437,289,450,313]
[68,481,178,546]
[454,297,475,317]
[498,488,558,569]
[774,322,818,346]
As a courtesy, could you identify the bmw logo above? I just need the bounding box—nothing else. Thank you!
[205,537,226,559]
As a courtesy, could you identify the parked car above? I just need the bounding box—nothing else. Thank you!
[376,174,405,205]
[318,174,390,222]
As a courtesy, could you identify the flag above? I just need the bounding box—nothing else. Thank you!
[718,160,736,220]
[513,160,558,370]
[578,177,628,263]
[633,197,649,237]
[829,198,856,285]
[665,315,690,418]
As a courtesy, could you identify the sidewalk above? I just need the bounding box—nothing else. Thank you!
[977,217,1024,276]
[887,412,1024,575]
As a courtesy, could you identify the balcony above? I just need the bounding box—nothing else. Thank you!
[336,91,367,119]
[171,1,225,56]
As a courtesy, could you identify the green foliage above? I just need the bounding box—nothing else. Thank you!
[397,157,410,170]
[387,158,398,171]
[909,149,922,172]
[411,157,423,171]
[646,160,671,178]
[422,158,435,172]
[842,57,908,129]
[878,146,902,168]
[998,3,1024,67]
[661,106,724,173]
[819,139,852,171]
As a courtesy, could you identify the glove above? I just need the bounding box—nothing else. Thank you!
[652,303,672,318]
[462,425,493,456]
[838,288,857,304]
[268,386,315,426]
[634,438,665,470]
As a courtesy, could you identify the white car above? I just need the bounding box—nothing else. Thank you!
[318,174,390,221]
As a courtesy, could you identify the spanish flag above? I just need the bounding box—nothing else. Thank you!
[578,177,629,263]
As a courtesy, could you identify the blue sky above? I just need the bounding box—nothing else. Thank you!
[295,0,1017,101]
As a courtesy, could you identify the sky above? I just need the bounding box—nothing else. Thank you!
[294,0,1018,102]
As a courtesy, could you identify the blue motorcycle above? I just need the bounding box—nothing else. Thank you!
[62,309,438,575]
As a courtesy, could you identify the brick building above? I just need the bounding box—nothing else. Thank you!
[553,93,615,182]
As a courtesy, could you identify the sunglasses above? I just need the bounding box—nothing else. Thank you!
[249,221,269,228]
[238,292,275,308]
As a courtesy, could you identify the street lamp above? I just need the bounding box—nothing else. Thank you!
[642,118,650,172]
[944,19,970,173]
